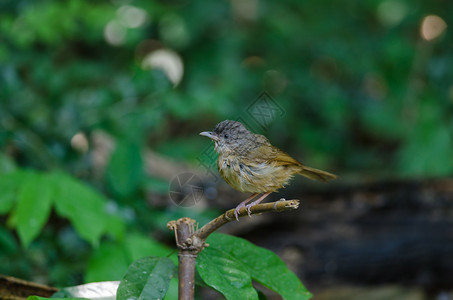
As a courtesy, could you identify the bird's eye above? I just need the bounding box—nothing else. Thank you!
[224,133,229,139]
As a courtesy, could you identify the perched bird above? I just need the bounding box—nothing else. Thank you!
[200,120,337,220]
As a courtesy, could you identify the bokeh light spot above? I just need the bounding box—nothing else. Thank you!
[231,0,258,21]
[421,15,447,41]
[377,0,408,26]
[117,5,148,28]
[71,132,89,154]
[104,20,126,46]
[142,49,184,87]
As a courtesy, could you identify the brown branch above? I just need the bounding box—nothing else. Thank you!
[196,199,299,241]
[0,274,58,299]
[167,199,300,300]
[167,218,199,300]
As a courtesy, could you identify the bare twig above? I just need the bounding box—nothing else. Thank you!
[167,218,200,300]
[0,275,58,299]
[196,199,299,241]
[167,199,300,300]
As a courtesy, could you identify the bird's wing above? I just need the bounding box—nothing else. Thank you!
[249,134,303,167]
[249,134,337,182]
[272,148,303,166]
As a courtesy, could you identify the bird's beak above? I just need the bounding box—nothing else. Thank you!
[199,131,220,142]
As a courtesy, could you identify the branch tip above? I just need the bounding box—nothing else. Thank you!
[167,220,177,231]
[171,198,301,300]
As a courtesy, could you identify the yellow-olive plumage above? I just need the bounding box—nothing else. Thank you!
[200,120,337,220]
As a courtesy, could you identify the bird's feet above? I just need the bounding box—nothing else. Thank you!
[233,202,256,220]
[245,192,272,216]
[233,192,271,221]
[245,200,260,216]
[234,202,246,221]
[233,193,260,221]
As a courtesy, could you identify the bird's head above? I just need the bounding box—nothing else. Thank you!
[200,120,253,155]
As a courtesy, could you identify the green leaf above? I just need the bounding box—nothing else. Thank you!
[11,171,54,247]
[145,176,170,195]
[0,225,19,253]
[117,257,176,300]
[0,170,24,214]
[106,140,144,198]
[124,233,177,265]
[206,233,312,300]
[105,212,126,241]
[163,278,178,300]
[85,234,175,284]
[197,247,258,300]
[52,171,107,246]
[85,242,129,283]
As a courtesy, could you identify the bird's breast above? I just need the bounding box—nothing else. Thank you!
[217,155,246,192]
[217,153,294,193]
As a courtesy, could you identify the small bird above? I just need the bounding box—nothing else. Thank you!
[200,120,337,220]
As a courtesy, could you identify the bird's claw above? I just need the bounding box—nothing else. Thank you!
[234,209,240,221]
[245,204,254,217]
[233,203,246,221]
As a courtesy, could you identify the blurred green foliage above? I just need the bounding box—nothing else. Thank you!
[1,0,451,177]
[0,0,452,291]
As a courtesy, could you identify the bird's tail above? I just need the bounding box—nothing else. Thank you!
[298,165,337,182]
